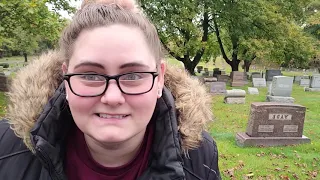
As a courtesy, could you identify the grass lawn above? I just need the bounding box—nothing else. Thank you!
[209,83,320,179]
[0,92,8,118]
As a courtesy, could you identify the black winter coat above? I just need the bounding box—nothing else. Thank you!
[0,85,221,180]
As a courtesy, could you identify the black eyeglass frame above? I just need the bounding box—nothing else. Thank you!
[63,72,159,97]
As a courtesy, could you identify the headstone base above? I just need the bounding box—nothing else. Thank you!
[266,95,295,103]
[231,82,245,87]
[204,77,217,82]
[236,132,311,147]
[304,87,320,92]
[224,97,245,104]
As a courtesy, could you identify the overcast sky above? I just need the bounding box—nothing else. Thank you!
[51,0,82,19]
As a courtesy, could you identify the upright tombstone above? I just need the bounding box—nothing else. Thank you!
[202,68,209,76]
[299,75,310,87]
[0,73,9,92]
[305,74,320,92]
[236,102,311,147]
[252,78,267,88]
[217,75,229,83]
[251,72,262,79]
[210,82,227,94]
[224,89,246,104]
[266,76,295,103]
[196,66,203,73]
[265,70,282,82]
[294,76,302,84]
[213,68,222,78]
[230,71,245,87]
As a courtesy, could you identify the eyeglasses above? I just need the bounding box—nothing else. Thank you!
[63,72,159,97]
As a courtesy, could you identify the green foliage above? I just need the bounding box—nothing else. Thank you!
[0,0,73,58]
[141,0,318,72]
[140,0,218,74]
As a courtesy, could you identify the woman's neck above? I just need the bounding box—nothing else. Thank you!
[84,129,146,167]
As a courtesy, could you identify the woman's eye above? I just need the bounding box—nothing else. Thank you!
[122,73,142,80]
[80,75,103,81]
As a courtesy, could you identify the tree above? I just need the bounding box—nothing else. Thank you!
[211,0,313,71]
[141,0,316,73]
[140,0,220,75]
[0,0,74,61]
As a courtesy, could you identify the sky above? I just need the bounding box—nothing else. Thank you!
[49,0,82,19]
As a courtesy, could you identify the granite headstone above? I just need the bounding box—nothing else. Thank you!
[236,102,311,147]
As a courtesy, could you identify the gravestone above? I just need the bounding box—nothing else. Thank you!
[270,76,294,97]
[294,76,302,83]
[231,71,245,87]
[221,70,226,75]
[236,102,311,147]
[266,76,294,103]
[305,74,320,91]
[224,89,246,104]
[202,68,209,76]
[217,75,229,83]
[204,77,217,82]
[265,70,282,82]
[299,79,310,87]
[251,72,262,79]
[0,74,9,92]
[210,82,227,94]
[213,68,222,78]
[248,87,259,95]
[196,66,203,73]
[310,74,320,88]
[252,78,267,87]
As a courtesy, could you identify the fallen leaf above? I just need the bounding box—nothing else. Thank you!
[223,168,235,178]
[244,173,254,179]
[275,167,282,172]
[279,175,290,180]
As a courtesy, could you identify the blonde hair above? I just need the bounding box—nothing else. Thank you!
[81,0,140,13]
[59,3,162,65]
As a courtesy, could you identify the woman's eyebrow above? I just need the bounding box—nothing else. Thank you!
[74,61,105,70]
[119,62,150,69]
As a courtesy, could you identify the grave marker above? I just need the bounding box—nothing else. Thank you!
[236,102,311,147]
[210,82,227,94]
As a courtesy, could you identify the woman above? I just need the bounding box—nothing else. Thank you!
[0,1,221,180]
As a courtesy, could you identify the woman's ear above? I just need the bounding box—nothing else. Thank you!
[62,62,68,74]
[157,60,166,97]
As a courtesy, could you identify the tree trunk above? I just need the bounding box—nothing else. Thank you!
[231,59,240,71]
[183,58,196,75]
[244,61,251,72]
[23,52,28,62]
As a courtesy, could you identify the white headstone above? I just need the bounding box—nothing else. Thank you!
[248,87,259,95]
[252,78,266,87]
[310,74,320,88]
[270,76,294,97]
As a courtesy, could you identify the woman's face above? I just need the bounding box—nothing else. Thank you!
[63,25,165,144]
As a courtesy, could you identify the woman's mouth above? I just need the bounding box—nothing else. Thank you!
[96,113,129,119]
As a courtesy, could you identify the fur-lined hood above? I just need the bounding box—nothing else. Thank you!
[6,50,212,152]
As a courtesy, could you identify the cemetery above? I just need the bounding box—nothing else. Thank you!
[1,0,319,179]
[191,60,319,179]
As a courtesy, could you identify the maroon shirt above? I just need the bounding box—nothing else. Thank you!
[65,123,154,180]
